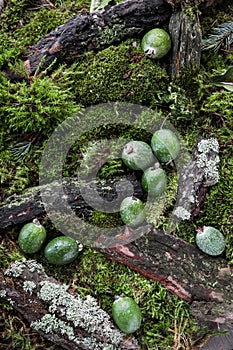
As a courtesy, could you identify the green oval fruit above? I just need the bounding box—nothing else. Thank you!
[122,140,155,170]
[120,196,145,228]
[151,129,180,163]
[142,164,167,196]
[196,226,225,256]
[142,28,171,59]
[18,220,47,254]
[44,236,79,265]
[112,296,142,334]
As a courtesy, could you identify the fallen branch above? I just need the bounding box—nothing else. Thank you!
[24,0,172,75]
[0,259,140,350]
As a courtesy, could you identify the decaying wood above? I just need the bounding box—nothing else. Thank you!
[0,259,140,350]
[0,137,219,231]
[97,228,233,327]
[24,0,172,75]
[0,174,144,229]
[168,10,202,77]
[21,0,227,77]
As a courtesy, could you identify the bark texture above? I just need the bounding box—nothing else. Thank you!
[0,138,232,347]
[169,11,202,77]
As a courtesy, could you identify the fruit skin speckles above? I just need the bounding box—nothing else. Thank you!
[195,226,225,256]
[142,28,171,59]
[151,129,180,163]
[112,296,142,334]
[18,221,47,254]
[44,236,79,265]
[141,163,167,197]
[122,140,155,170]
[120,196,146,228]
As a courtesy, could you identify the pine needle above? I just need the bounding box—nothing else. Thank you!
[10,141,32,161]
[201,21,233,52]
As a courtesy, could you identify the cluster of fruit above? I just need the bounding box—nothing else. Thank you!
[18,219,81,265]
[120,128,180,228]
[18,220,142,334]
[119,130,226,257]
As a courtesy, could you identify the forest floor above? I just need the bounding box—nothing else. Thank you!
[0,0,233,349]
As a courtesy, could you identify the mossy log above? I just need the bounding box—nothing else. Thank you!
[0,137,218,230]
[0,174,144,229]
[22,0,225,77]
[0,259,140,350]
[24,0,172,75]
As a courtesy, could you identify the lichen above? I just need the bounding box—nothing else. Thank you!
[23,280,37,295]
[197,138,219,154]
[4,260,25,277]
[173,206,191,220]
[196,138,220,185]
[0,290,7,297]
[37,280,124,346]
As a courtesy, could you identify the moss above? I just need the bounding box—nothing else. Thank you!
[0,0,233,348]
[60,40,169,107]
[88,210,122,228]
[0,0,90,68]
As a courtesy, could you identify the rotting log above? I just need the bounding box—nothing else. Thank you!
[0,137,228,304]
[21,0,226,77]
[24,0,172,75]
[0,259,140,350]
[0,137,219,231]
[0,174,144,229]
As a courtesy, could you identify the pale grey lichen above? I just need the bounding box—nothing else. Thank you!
[0,290,7,297]
[197,138,219,153]
[27,259,44,273]
[196,138,220,185]
[173,206,191,220]
[4,260,24,277]
[4,260,134,349]
[23,280,37,295]
[37,280,124,346]
[31,313,76,339]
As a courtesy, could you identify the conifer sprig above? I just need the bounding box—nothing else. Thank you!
[202,21,233,52]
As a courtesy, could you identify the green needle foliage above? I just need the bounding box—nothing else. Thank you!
[202,21,233,52]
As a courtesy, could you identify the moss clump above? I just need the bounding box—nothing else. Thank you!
[61,40,169,107]
[0,72,81,135]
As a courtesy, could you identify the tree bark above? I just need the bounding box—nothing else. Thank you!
[0,137,218,230]
[168,10,202,77]
[24,0,172,75]
[0,259,140,350]
[0,174,144,229]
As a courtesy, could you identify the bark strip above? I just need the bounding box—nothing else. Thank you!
[0,259,140,350]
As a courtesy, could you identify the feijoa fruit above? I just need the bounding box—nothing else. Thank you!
[18,220,47,254]
[196,226,225,256]
[120,196,145,228]
[142,164,167,196]
[151,129,180,163]
[122,141,155,170]
[44,236,79,265]
[142,28,171,59]
[112,296,142,334]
